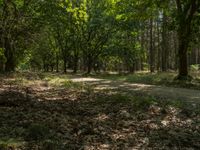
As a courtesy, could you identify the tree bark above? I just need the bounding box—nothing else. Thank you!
[177,34,189,77]
[56,52,59,72]
[161,11,168,72]
[63,58,67,73]
[73,55,79,73]
[175,0,200,79]
[4,39,15,72]
[0,62,4,72]
[87,55,92,74]
[149,18,155,73]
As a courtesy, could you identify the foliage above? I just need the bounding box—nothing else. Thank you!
[0,0,200,78]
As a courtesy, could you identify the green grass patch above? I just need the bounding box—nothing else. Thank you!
[0,138,25,150]
[95,72,200,89]
[96,72,175,84]
[95,93,158,111]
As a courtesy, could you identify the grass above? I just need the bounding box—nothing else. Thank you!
[0,138,25,150]
[4,71,200,89]
[93,72,175,84]
[1,71,87,91]
[94,71,200,89]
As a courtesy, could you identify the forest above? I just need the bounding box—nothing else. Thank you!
[0,0,200,78]
[0,0,200,149]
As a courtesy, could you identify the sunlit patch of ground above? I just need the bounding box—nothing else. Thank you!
[69,76,200,103]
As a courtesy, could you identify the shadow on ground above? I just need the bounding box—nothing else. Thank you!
[0,79,200,150]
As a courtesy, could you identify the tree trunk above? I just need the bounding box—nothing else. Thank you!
[56,53,59,72]
[175,0,200,79]
[4,41,15,72]
[173,32,178,70]
[177,23,191,79]
[0,62,4,72]
[51,65,54,72]
[161,11,168,72]
[63,58,67,73]
[178,37,188,77]
[129,63,135,73]
[157,21,161,71]
[149,18,155,73]
[87,56,92,74]
[73,56,78,73]
[140,31,145,71]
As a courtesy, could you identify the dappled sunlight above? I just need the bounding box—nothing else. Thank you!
[119,83,154,91]
[1,89,200,149]
[1,73,200,149]
[1,0,200,147]
[0,138,26,149]
[71,78,104,82]
[69,76,200,102]
[84,143,111,150]
[94,114,110,122]
[94,85,118,90]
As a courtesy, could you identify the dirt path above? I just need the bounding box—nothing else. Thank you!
[70,77,200,103]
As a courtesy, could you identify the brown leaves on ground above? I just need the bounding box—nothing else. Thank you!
[0,73,200,150]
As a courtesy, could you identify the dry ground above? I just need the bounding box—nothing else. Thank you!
[0,72,200,150]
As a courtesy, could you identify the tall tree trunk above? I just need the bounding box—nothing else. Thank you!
[43,60,46,71]
[177,23,192,79]
[51,65,54,72]
[87,55,92,74]
[56,52,59,72]
[157,21,161,71]
[173,32,178,70]
[129,63,135,73]
[161,11,168,72]
[63,58,67,73]
[0,62,4,72]
[177,35,189,77]
[73,55,79,73]
[149,18,155,73]
[140,31,145,71]
[175,0,200,79]
[4,39,15,72]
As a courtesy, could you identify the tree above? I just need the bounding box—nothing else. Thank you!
[175,0,200,79]
[0,48,6,71]
[81,0,115,74]
[0,0,42,72]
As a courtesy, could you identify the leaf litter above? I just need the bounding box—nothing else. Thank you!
[0,73,200,150]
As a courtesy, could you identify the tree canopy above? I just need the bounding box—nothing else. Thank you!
[0,0,200,79]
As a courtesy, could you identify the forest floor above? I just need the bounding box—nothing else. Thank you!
[0,72,200,150]
[70,75,200,103]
